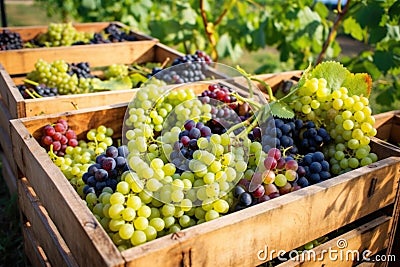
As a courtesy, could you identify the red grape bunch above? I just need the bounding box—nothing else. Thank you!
[41,119,78,156]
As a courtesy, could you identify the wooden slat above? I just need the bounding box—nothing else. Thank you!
[373,110,400,129]
[22,221,52,267]
[0,40,157,76]
[276,216,391,267]
[0,99,18,178]
[385,168,400,265]
[0,68,21,119]
[18,177,79,267]
[0,22,157,75]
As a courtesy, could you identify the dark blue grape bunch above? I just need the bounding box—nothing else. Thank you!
[260,117,299,155]
[82,145,129,196]
[159,51,213,84]
[298,151,331,185]
[298,121,331,154]
[170,120,213,172]
[67,62,94,78]
[18,83,58,98]
[104,23,137,42]
[0,30,23,50]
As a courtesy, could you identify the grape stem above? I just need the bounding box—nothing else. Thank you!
[24,89,36,99]
[24,79,39,86]
[225,114,254,136]
[160,57,170,69]
[32,90,43,98]
[231,92,261,110]
[48,144,59,161]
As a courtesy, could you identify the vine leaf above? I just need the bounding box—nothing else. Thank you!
[91,76,133,91]
[342,73,372,97]
[270,101,295,119]
[309,61,372,97]
[310,61,349,91]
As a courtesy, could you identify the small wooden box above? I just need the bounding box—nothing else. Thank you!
[374,110,400,152]
[0,22,157,76]
[10,76,400,266]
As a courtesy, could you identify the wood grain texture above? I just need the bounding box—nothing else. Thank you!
[276,216,391,267]
[0,22,157,75]
[126,156,398,267]
[22,221,52,267]
[0,98,18,178]
[18,177,79,267]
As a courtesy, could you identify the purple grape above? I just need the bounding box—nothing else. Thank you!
[102,157,116,171]
[200,126,212,137]
[95,169,108,181]
[184,120,196,130]
[106,146,118,158]
[189,128,201,139]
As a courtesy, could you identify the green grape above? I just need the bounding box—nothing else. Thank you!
[131,230,147,246]
[149,217,165,232]
[274,174,287,187]
[119,223,135,240]
[144,226,157,241]
[133,217,149,231]
[205,210,219,221]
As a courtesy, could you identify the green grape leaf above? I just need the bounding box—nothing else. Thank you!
[343,17,364,41]
[342,73,372,97]
[92,77,133,91]
[270,101,295,119]
[130,73,148,87]
[309,61,372,97]
[310,61,349,91]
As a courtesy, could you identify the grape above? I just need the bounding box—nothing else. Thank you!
[160,51,212,84]
[0,30,23,50]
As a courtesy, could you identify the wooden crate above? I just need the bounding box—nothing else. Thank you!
[373,110,400,154]
[0,22,157,76]
[0,42,183,119]
[10,94,400,266]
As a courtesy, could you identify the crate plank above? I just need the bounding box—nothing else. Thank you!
[22,221,52,267]
[0,22,157,75]
[18,177,79,267]
[276,216,391,267]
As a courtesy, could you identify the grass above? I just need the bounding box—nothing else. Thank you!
[0,164,27,267]
[4,3,62,27]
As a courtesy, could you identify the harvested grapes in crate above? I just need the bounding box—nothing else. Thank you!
[0,22,141,50]
[33,61,378,251]
[16,50,213,98]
